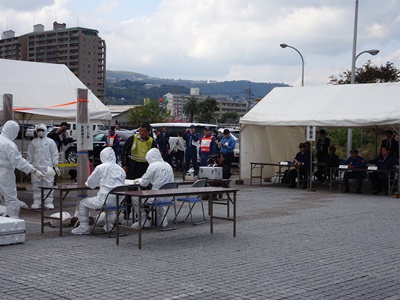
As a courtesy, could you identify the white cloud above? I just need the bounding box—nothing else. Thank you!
[1,0,400,86]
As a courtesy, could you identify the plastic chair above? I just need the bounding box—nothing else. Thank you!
[144,182,178,231]
[91,185,130,237]
[174,179,207,225]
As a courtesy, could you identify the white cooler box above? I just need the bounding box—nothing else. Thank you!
[0,216,25,246]
[199,167,223,180]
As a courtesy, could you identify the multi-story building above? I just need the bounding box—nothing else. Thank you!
[164,92,247,123]
[0,22,106,102]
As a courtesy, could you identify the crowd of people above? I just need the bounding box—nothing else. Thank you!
[286,128,399,195]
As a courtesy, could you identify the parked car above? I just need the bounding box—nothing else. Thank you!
[17,124,34,139]
[65,130,134,165]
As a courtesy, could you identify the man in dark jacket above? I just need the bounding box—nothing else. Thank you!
[369,146,396,195]
[288,143,311,189]
[342,148,367,193]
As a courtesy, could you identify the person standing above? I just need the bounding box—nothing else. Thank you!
[72,147,126,234]
[183,124,200,174]
[315,129,330,183]
[121,122,157,219]
[0,121,43,218]
[199,126,218,166]
[130,148,175,229]
[173,131,185,171]
[47,121,70,152]
[219,129,236,175]
[106,126,121,161]
[27,124,60,209]
[154,128,169,162]
[381,130,398,160]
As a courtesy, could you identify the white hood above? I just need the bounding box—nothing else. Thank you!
[146,148,163,164]
[100,147,116,164]
[1,120,19,141]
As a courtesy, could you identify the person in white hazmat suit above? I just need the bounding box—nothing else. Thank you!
[131,148,175,229]
[0,120,44,218]
[71,147,126,235]
[27,124,60,209]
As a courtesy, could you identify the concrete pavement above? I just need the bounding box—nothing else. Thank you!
[1,177,400,299]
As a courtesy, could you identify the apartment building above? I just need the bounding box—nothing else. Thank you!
[0,22,106,102]
[164,92,247,122]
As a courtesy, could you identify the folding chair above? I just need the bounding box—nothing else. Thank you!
[144,182,178,231]
[91,185,130,237]
[174,179,207,225]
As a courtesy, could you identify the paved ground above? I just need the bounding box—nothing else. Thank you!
[1,175,400,300]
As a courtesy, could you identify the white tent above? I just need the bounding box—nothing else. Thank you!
[239,83,400,179]
[0,59,111,122]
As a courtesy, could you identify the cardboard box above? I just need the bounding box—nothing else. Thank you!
[199,167,223,179]
[0,216,25,245]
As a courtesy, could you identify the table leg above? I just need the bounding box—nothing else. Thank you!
[59,190,63,236]
[116,195,120,246]
[210,193,214,234]
[233,191,236,237]
[138,197,142,250]
[41,188,44,234]
[250,164,253,186]
[260,165,263,185]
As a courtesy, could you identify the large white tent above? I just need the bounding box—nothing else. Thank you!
[0,59,111,122]
[239,83,400,180]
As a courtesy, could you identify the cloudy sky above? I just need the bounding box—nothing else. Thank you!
[1,0,400,86]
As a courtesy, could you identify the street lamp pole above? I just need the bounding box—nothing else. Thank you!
[280,43,304,87]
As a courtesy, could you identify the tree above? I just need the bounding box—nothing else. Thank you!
[197,96,220,124]
[219,112,239,124]
[126,99,170,127]
[329,61,400,84]
[183,96,198,122]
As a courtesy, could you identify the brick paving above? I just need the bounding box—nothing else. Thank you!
[1,176,400,299]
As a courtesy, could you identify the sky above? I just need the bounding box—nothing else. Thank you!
[1,0,400,87]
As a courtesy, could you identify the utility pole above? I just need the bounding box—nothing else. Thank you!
[246,85,253,112]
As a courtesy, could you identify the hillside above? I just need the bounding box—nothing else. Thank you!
[106,70,290,104]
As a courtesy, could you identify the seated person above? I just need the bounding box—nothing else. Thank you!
[72,147,126,235]
[342,148,367,194]
[288,143,311,189]
[369,146,396,195]
[315,145,340,183]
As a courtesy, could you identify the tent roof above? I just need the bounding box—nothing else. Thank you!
[240,83,400,128]
[0,59,111,121]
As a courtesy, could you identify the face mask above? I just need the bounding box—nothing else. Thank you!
[37,131,45,138]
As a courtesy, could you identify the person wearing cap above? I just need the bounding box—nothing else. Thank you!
[288,143,311,189]
[219,129,236,175]
[315,129,330,183]
[183,124,200,174]
[199,126,218,166]
[106,126,121,162]
[342,148,367,193]
[27,124,59,209]
[380,130,398,160]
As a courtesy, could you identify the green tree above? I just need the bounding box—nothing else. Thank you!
[126,99,170,127]
[197,96,220,123]
[329,61,400,84]
[219,112,239,124]
[183,96,198,122]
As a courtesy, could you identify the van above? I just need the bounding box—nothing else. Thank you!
[66,122,108,141]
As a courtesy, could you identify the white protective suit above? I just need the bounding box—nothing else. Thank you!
[0,121,35,217]
[132,148,175,228]
[27,124,59,209]
[72,147,126,234]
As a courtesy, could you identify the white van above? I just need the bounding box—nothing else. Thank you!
[66,122,108,141]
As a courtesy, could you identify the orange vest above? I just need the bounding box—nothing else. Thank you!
[200,136,213,153]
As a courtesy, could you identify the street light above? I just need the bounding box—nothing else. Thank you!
[280,43,304,87]
[347,48,380,154]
